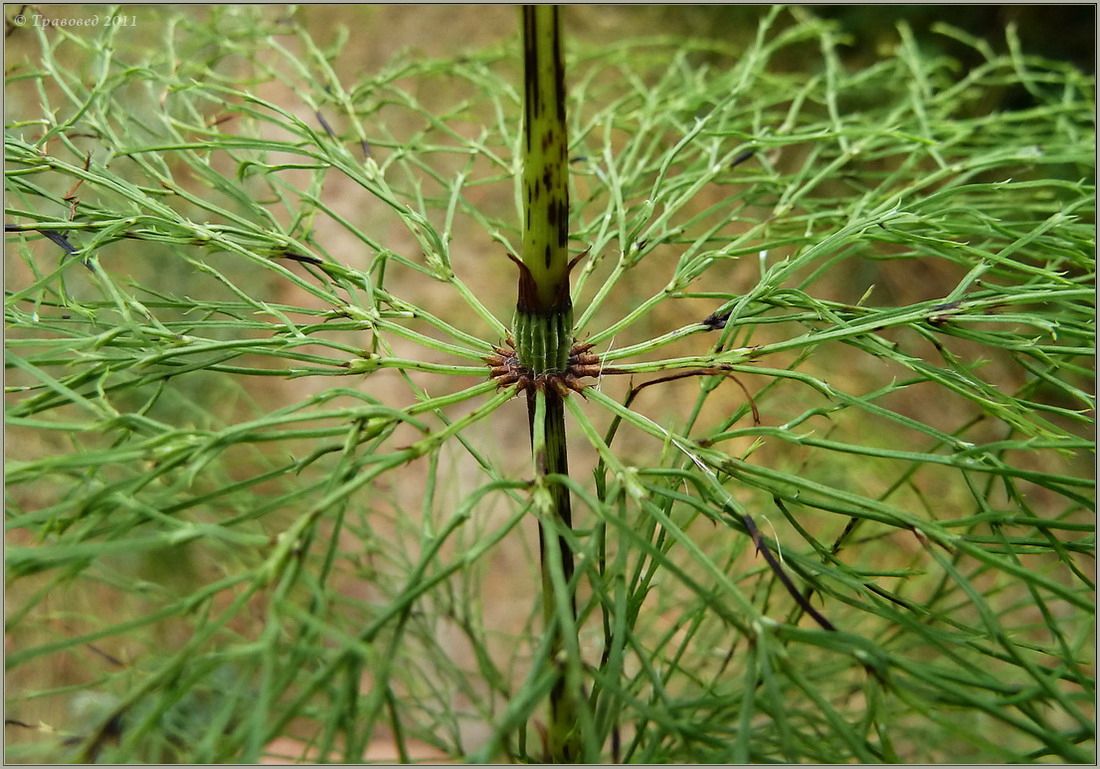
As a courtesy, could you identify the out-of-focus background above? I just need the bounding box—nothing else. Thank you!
[267,5,1099,72]
[284,5,1098,73]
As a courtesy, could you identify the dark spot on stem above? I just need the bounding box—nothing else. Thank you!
[547,196,560,234]
[557,199,568,247]
[279,250,323,265]
[315,111,336,139]
[730,148,755,168]
[702,309,731,330]
[551,12,565,124]
[929,300,964,325]
[741,512,835,631]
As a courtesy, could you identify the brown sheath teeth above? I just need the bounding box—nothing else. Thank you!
[486,339,604,396]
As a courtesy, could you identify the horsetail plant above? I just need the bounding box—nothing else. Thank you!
[5,5,1094,764]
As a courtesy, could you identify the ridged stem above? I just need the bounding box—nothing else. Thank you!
[514,306,572,373]
[518,5,580,762]
[528,387,577,761]
[518,4,571,317]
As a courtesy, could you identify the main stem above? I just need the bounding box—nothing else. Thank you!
[527,388,576,761]
[516,5,579,762]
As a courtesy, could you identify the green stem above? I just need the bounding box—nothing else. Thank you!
[529,388,577,761]
[515,4,573,375]
[517,5,580,761]
[519,5,571,316]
